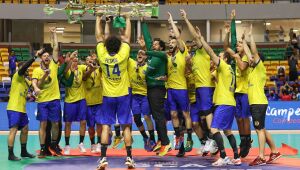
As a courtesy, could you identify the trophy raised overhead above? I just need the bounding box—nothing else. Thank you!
[43,0,159,24]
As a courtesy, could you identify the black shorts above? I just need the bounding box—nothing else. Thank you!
[250,104,268,130]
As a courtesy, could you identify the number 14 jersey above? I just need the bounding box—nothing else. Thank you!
[97,42,130,97]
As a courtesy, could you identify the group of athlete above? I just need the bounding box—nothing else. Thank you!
[6,9,281,169]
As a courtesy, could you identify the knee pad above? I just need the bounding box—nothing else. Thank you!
[133,114,143,127]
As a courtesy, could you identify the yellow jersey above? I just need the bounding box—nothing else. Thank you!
[65,65,87,103]
[248,60,268,105]
[128,58,147,96]
[213,60,236,106]
[97,42,130,97]
[235,55,249,94]
[32,60,60,103]
[192,48,215,88]
[84,68,103,106]
[167,47,188,89]
[186,72,196,103]
[7,73,29,113]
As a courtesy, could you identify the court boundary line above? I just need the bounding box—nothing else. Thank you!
[0,130,299,135]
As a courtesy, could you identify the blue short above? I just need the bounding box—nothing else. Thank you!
[235,93,251,118]
[131,94,150,115]
[164,99,171,121]
[167,89,189,112]
[63,99,87,122]
[196,87,214,115]
[190,102,200,122]
[87,104,103,127]
[37,99,61,122]
[7,110,29,130]
[211,105,235,130]
[100,95,132,125]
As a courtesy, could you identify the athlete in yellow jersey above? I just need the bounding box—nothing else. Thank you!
[32,27,62,158]
[6,49,43,161]
[83,55,103,154]
[167,12,193,157]
[244,25,281,166]
[224,10,252,158]
[199,26,241,166]
[181,9,217,156]
[128,49,155,152]
[95,14,135,169]
[63,51,88,155]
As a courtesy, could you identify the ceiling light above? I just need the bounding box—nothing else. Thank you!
[56,30,64,33]
[293,29,299,32]
[265,22,271,26]
[56,27,65,31]
[235,20,242,24]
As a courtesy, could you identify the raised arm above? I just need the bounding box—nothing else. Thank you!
[18,49,42,76]
[196,26,219,65]
[168,12,185,52]
[242,32,253,62]
[122,14,131,44]
[248,24,260,61]
[95,15,104,42]
[180,9,202,48]
[49,27,58,63]
[141,18,153,51]
[224,23,231,50]
[104,16,112,40]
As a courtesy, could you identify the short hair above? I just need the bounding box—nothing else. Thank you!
[105,35,121,55]
[223,51,232,64]
[153,38,166,51]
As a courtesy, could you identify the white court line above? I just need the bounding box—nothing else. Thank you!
[0,130,299,135]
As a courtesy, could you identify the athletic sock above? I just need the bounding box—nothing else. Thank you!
[174,127,180,137]
[79,135,85,143]
[115,125,121,137]
[126,146,132,158]
[227,134,239,159]
[21,143,27,154]
[8,146,14,156]
[97,136,101,144]
[199,137,206,145]
[149,130,155,141]
[40,144,46,150]
[213,132,226,159]
[140,130,148,139]
[90,136,95,145]
[65,137,70,146]
[101,144,108,158]
[187,128,193,141]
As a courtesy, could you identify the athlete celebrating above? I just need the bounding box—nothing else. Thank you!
[244,25,281,166]
[95,13,135,169]
[7,49,42,160]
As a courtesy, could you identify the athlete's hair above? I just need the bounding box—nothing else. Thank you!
[18,61,25,68]
[223,51,232,64]
[105,35,121,55]
[153,38,166,51]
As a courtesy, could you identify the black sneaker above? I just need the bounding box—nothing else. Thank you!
[176,144,185,157]
[49,145,63,156]
[21,152,36,158]
[8,154,21,161]
[38,149,47,159]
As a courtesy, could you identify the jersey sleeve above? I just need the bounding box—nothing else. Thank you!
[241,55,249,63]
[118,43,130,59]
[96,42,106,59]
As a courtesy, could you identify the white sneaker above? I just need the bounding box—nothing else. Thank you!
[78,143,86,153]
[96,143,101,153]
[64,145,71,155]
[212,156,231,166]
[125,157,135,169]
[91,144,97,153]
[209,140,219,154]
[96,157,108,170]
[197,144,206,155]
[203,139,211,153]
[229,158,242,165]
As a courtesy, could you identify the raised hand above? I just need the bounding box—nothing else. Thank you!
[180,9,187,19]
[167,12,173,24]
[248,24,253,37]
[35,48,45,57]
[49,27,56,33]
[70,50,78,60]
[195,26,202,37]
[224,23,230,34]
[137,36,145,48]
[231,9,236,19]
